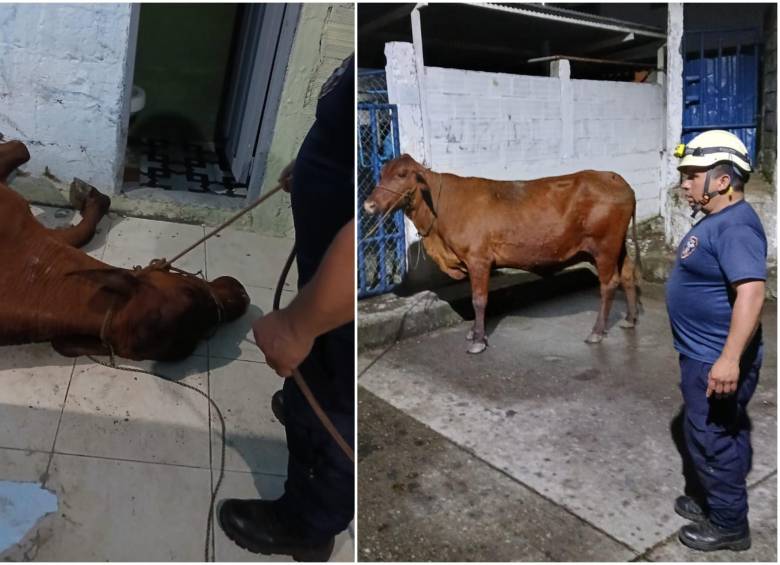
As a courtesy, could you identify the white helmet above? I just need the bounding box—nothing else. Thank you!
[675,129,752,175]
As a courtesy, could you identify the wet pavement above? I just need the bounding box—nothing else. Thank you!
[358,282,777,561]
[0,205,354,561]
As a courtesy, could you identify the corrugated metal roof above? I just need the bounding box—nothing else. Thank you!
[479,3,667,38]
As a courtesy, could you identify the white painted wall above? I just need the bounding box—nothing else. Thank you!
[386,41,665,224]
[662,3,689,247]
[0,4,135,193]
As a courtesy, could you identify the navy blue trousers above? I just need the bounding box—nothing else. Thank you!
[276,345,354,540]
[679,353,760,528]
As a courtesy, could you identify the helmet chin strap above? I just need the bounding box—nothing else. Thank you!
[690,169,735,218]
[690,169,713,218]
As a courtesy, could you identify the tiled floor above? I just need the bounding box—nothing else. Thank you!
[0,205,354,561]
[123,139,248,198]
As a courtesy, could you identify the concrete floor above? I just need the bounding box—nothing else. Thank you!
[358,283,777,561]
[0,205,354,561]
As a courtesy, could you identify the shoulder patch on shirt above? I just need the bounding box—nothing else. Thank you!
[681,235,699,259]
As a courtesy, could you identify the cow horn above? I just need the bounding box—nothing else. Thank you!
[66,268,140,297]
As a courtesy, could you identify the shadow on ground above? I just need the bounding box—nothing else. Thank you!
[359,283,776,562]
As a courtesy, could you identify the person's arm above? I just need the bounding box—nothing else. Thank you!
[252,218,355,377]
[707,280,765,397]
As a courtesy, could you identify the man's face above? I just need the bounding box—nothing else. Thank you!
[679,167,732,212]
[679,168,706,209]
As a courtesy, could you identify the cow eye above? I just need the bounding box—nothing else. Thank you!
[398,170,407,178]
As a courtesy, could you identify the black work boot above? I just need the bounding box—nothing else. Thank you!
[674,495,706,521]
[678,519,751,552]
[271,389,285,426]
[218,499,335,562]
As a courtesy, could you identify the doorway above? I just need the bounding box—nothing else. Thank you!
[123,3,300,207]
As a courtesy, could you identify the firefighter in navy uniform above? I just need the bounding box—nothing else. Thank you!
[666,130,767,552]
[218,54,355,562]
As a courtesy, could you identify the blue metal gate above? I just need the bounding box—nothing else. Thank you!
[357,101,405,297]
[682,28,761,161]
[357,68,406,298]
[357,102,406,298]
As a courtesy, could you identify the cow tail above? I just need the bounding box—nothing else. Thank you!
[632,202,642,284]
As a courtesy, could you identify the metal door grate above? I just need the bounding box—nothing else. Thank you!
[357,98,406,298]
[682,28,761,162]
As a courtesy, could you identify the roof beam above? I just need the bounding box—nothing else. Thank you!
[473,2,666,38]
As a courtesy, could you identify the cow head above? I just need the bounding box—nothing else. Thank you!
[363,154,431,216]
[70,267,250,361]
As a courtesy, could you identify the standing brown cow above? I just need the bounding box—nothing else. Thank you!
[363,154,640,353]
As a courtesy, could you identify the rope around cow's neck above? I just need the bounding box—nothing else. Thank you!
[362,187,409,240]
[365,170,444,241]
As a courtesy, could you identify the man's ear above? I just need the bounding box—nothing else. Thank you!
[66,268,140,297]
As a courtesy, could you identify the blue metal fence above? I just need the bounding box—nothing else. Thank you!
[357,101,406,298]
[682,28,761,162]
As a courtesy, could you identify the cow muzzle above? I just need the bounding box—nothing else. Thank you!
[363,199,378,215]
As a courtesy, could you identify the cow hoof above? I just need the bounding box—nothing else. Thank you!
[467,341,487,354]
[69,178,91,210]
[90,188,112,216]
[618,319,636,329]
[69,179,111,215]
[584,332,604,344]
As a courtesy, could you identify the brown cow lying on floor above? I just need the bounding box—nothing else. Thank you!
[0,140,249,361]
[364,154,640,353]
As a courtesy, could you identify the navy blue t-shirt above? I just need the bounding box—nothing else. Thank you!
[665,200,767,364]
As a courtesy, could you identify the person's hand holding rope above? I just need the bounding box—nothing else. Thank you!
[253,218,355,378]
[252,309,313,378]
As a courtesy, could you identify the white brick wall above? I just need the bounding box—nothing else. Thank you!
[386,42,665,222]
[0,4,134,192]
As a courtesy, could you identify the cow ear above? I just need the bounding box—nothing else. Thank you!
[66,268,140,297]
[415,171,427,185]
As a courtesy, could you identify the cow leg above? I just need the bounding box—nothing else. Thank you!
[466,261,490,354]
[618,253,638,329]
[47,187,111,249]
[51,335,110,357]
[585,260,621,344]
